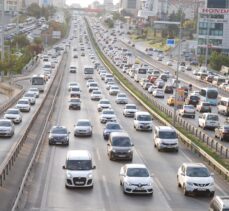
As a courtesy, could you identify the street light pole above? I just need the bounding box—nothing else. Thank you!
[1,0,5,62]
[205,13,210,67]
[16,0,19,52]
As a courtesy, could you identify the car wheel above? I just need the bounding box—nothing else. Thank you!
[109,153,113,160]
[183,185,189,196]
[177,177,181,188]
[122,185,127,194]
[209,192,215,197]
[65,184,69,189]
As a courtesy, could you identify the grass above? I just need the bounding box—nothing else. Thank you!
[85,19,229,176]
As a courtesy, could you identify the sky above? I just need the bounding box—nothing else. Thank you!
[66,0,119,8]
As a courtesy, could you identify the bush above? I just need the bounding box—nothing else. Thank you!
[210,51,229,71]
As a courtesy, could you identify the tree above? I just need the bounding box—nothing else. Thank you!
[209,51,229,71]
[104,18,114,28]
[27,3,41,18]
[11,35,30,49]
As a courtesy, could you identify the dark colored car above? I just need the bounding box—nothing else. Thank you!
[48,126,70,146]
[215,125,229,141]
[185,95,200,107]
[196,102,211,113]
[206,75,214,83]
[164,85,173,94]
[190,60,198,66]
[103,122,123,140]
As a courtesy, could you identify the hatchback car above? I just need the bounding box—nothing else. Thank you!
[215,125,229,141]
[68,98,81,110]
[68,82,79,91]
[0,119,15,137]
[97,99,111,112]
[48,126,70,145]
[23,92,36,105]
[103,122,123,140]
[4,108,22,124]
[16,98,31,112]
[115,93,128,104]
[120,164,153,195]
[178,105,195,118]
[91,90,102,101]
[74,119,93,137]
[100,109,116,124]
[28,87,39,98]
[185,95,200,107]
[109,85,120,95]
[196,102,211,113]
[123,104,138,117]
[153,89,164,98]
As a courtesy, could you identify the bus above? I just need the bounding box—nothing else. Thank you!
[83,66,94,79]
[134,68,148,82]
[31,75,45,92]
[199,87,218,106]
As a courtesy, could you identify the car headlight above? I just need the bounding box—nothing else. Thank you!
[67,172,72,178]
[187,182,193,186]
[88,173,93,178]
[127,149,132,153]
[209,182,214,186]
[124,181,130,186]
[112,149,116,153]
[148,182,152,186]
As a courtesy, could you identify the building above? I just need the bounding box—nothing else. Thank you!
[119,0,141,16]
[52,0,65,8]
[104,0,114,11]
[4,0,23,13]
[197,0,229,55]
[138,0,158,19]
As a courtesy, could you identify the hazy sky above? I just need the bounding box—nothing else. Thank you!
[66,0,119,7]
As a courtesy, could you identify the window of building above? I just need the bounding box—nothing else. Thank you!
[127,0,137,9]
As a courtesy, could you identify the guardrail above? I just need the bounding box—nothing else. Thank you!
[86,19,229,181]
[0,51,66,187]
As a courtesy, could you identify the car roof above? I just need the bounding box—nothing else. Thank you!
[155,126,176,132]
[67,150,91,160]
[183,163,206,168]
[135,111,150,115]
[77,119,90,122]
[125,163,147,169]
[51,125,67,130]
[110,131,129,138]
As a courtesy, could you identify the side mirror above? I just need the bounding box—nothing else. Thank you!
[181,172,185,176]
[62,165,66,169]
[131,143,134,146]
[210,172,214,177]
[92,165,96,169]
[119,173,125,176]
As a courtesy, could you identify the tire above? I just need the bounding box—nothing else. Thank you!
[65,184,69,189]
[109,153,113,160]
[209,192,215,197]
[183,185,189,196]
[177,177,181,188]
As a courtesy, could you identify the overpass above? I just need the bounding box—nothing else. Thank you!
[70,7,104,14]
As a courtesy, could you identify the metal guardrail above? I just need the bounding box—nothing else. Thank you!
[86,19,229,181]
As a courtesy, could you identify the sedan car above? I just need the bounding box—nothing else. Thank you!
[106,81,115,90]
[103,122,123,140]
[120,164,153,195]
[68,82,79,91]
[178,105,195,118]
[74,119,92,137]
[69,66,77,73]
[115,93,128,104]
[48,126,70,145]
[152,89,164,98]
[164,85,173,94]
[109,85,120,95]
[23,92,36,105]
[185,95,200,107]
[16,98,31,112]
[123,104,138,117]
[0,119,15,137]
[196,102,211,113]
[28,87,39,98]
[215,125,229,141]
[100,109,116,124]
[91,90,102,101]
[97,99,111,112]
[68,98,81,110]
[70,86,81,98]
[4,108,22,124]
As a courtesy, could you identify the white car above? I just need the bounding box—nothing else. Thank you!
[28,87,39,98]
[109,85,120,95]
[148,85,157,94]
[120,164,153,195]
[70,86,81,98]
[74,119,93,137]
[178,105,195,119]
[23,92,36,105]
[16,98,31,112]
[0,119,15,137]
[115,93,128,104]
[123,104,137,117]
[4,108,22,124]
[97,99,111,112]
[106,81,115,90]
[177,163,215,197]
[91,90,102,101]
[198,113,219,130]
[86,79,95,87]
[167,60,173,66]
[68,82,79,91]
[179,65,185,72]
[88,82,98,93]
[134,111,153,131]
[69,65,77,73]
[100,109,116,124]
[152,89,164,98]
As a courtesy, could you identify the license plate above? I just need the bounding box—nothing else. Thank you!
[118,155,126,157]
[75,181,84,185]
[197,188,206,191]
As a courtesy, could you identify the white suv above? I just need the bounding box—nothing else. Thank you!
[177,163,215,197]
[134,111,153,131]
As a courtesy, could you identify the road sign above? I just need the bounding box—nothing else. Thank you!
[52,31,61,39]
[166,39,175,47]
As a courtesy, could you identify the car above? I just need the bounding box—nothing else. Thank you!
[100,109,116,124]
[68,82,79,91]
[185,95,200,107]
[178,65,186,72]
[91,90,102,101]
[69,66,77,73]
[155,80,165,88]
[70,86,81,98]
[107,132,134,161]
[198,113,219,130]
[164,85,173,94]
[185,65,192,71]
[4,108,22,124]
[81,52,85,56]
[143,82,152,90]
[74,119,93,137]
[103,122,123,140]
[97,99,111,112]
[23,92,36,105]
[167,60,173,66]
[148,85,157,94]
[209,195,229,211]
[88,82,98,93]
[167,96,175,106]
[152,89,164,98]
[134,111,153,131]
[0,119,15,137]
[109,85,120,95]
[123,104,137,117]
[16,98,31,112]
[177,163,215,197]
[115,93,128,104]
[120,164,153,195]
[106,81,115,90]
[28,87,39,98]
[48,126,70,145]
[86,79,95,87]
[73,54,78,58]
[215,125,229,141]
[196,102,211,113]
[178,105,195,118]
[68,98,81,110]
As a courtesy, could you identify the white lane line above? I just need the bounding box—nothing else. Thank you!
[154,176,172,202]
[179,149,193,162]
[102,175,110,198]
[96,148,101,161]
[215,183,228,196]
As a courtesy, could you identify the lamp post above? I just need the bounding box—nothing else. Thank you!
[1,0,5,62]
[16,0,19,52]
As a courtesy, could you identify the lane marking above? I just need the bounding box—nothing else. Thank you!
[154,176,172,202]
[96,148,101,161]
[102,175,110,198]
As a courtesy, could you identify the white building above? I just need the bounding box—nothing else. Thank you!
[4,0,23,13]
[104,0,114,11]
[119,0,141,16]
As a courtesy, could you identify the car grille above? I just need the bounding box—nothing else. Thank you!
[132,189,147,193]
[73,177,86,186]
[6,117,15,119]
[163,143,177,146]
[193,183,210,187]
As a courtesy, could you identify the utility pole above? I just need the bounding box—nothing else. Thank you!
[16,0,19,52]
[205,13,210,68]
[1,0,5,62]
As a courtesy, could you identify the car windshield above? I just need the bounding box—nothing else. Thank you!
[186,167,210,177]
[207,115,219,121]
[69,83,78,86]
[66,160,92,170]
[207,90,218,99]
[18,100,28,104]
[184,105,194,109]
[112,137,131,146]
[106,123,121,130]
[118,94,126,98]
[90,83,98,87]
[111,87,119,90]
[103,110,114,115]
[202,103,210,106]
[30,88,38,92]
[127,168,149,177]
[126,106,136,109]
[77,121,91,126]
[0,121,11,127]
[137,115,151,121]
[51,128,67,134]
[190,96,199,100]
[6,110,19,114]
[70,99,80,102]
[72,87,80,91]
[100,101,109,104]
[93,91,101,94]
[25,94,34,97]
[159,131,177,139]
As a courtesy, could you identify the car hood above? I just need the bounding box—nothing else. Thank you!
[75,126,91,130]
[104,128,122,133]
[50,134,67,138]
[125,177,152,185]
[66,169,92,177]
[158,138,178,144]
[0,126,12,130]
[112,146,132,151]
[186,176,214,184]
[4,114,20,118]
[125,109,137,112]
[101,114,116,118]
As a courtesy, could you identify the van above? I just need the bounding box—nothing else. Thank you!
[209,196,229,211]
[217,97,229,116]
[198,113,220,130]
[107,132,134,161]
[134,111,153,131]
[212,76,226,86]
[63,150,96,188]
[153,126,178,152]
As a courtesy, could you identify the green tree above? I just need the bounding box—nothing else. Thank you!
[27,3,41,18]
[104,18,114,28]
[209,51,229,71]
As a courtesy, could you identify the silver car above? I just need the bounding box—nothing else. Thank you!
[23,92,36,105]
[16,98,31,112]
[74,119,93,137]
[0,119,15,137]
[4,108,22,124]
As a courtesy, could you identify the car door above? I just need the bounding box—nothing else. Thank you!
[179,165,186,186]
[107,138,112,154]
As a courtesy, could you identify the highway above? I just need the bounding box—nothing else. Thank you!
[19,17,229,211]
